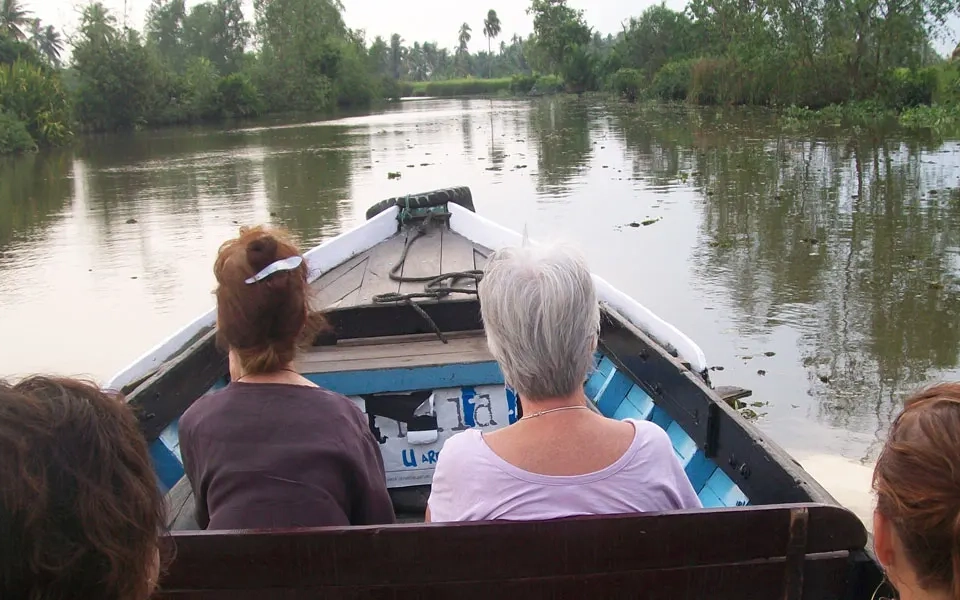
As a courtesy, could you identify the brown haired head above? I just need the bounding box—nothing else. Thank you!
[872,382,960,599]
[0,377,166,600]
[214,226,324,375]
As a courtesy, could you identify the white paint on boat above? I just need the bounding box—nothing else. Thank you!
[447,204,709,373]
[105,207,401,391]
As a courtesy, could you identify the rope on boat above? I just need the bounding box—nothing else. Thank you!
[372,210,484,343]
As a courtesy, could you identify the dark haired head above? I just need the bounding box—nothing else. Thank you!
[873,382,960,599]
[214,226,326,376]
[0,376,166,600]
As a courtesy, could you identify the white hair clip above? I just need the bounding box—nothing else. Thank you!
[244,256,303,284]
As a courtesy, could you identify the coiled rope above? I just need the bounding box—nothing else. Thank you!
[372,212,483,343]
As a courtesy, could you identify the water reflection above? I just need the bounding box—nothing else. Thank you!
[0,151,72,248]
[607,103,960,458]
[0,122,356,379]
[529,97,593,196]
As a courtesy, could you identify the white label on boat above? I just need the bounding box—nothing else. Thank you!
[350,385,516,488]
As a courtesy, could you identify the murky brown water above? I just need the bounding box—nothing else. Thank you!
[2,97,959,519]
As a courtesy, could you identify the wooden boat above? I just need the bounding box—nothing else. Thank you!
[109,187,888,599]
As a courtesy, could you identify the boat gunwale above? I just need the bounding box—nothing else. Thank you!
[598,303,836,507]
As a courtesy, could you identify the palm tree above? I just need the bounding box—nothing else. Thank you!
[457,22,472,76]
[457,22,471,55]
[38,25,64,66]
[389,33,404,80]
[482,10,501,78]
[0,0,31,41]
[79,2,117,44]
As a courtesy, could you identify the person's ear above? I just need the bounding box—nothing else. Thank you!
[873,510,895,570]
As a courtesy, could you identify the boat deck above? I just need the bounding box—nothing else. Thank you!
[310,225,492,311]
[294,331,493,374]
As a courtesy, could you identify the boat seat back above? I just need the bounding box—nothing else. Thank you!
[157,503,868,599]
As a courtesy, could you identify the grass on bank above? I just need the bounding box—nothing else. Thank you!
[406,77,514,97]
[401,74,565,98]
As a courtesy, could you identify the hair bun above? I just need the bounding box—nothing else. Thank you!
[246,235,279,272]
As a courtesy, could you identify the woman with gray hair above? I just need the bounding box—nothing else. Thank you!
[426,244,701,522]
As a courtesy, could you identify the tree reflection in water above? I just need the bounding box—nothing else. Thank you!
[609,103,960,458]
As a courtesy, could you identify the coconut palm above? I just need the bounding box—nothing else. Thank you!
[0,0,31,41]
[457,22,472,76]
[482,9,501,77]
[79,2,117,44]
[457,22,471,55]
[37,25,64,66]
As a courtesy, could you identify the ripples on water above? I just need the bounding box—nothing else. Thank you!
[1,98,958,519]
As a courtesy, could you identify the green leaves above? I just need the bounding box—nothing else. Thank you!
[0,60,71,147]
[528,0,591,74]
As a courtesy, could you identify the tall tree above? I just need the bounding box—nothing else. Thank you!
[0,0,30,40]
[457,22,471,75]
[368,35,389,76]
[457,22,472,54]
[145,0,187,68]
[528,0,591,73]
[38,25,64,67]
[183,0,249,74]
[253,0,349,110]
[615,4,693,77]
[389,33,404,79]
[72,3,157,130]
[483,9,501,77]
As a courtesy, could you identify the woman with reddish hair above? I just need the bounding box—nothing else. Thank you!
[0,377,166,600]
[873,382,960,600]
[179,226,394,530]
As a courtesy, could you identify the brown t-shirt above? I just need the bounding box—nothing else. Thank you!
[179,382,396,530]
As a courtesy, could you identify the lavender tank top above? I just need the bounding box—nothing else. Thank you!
[427,419,702,522]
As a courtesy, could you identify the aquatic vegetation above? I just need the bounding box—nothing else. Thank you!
[899,104,960,132]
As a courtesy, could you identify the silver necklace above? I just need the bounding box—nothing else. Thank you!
[520,405,589,420]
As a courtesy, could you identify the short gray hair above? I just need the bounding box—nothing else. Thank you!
[478,244,600,401]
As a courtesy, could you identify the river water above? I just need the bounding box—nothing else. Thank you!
[2,97,959,521]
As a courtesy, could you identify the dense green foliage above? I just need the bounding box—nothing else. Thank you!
[601,0,957,109]
[0,59,71,149]
[0,108,32,152]
[3,0,960,154]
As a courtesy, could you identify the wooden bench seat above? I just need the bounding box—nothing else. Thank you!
[158,503,868,599]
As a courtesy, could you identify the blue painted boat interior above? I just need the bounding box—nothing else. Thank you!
[150,353,749,510]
